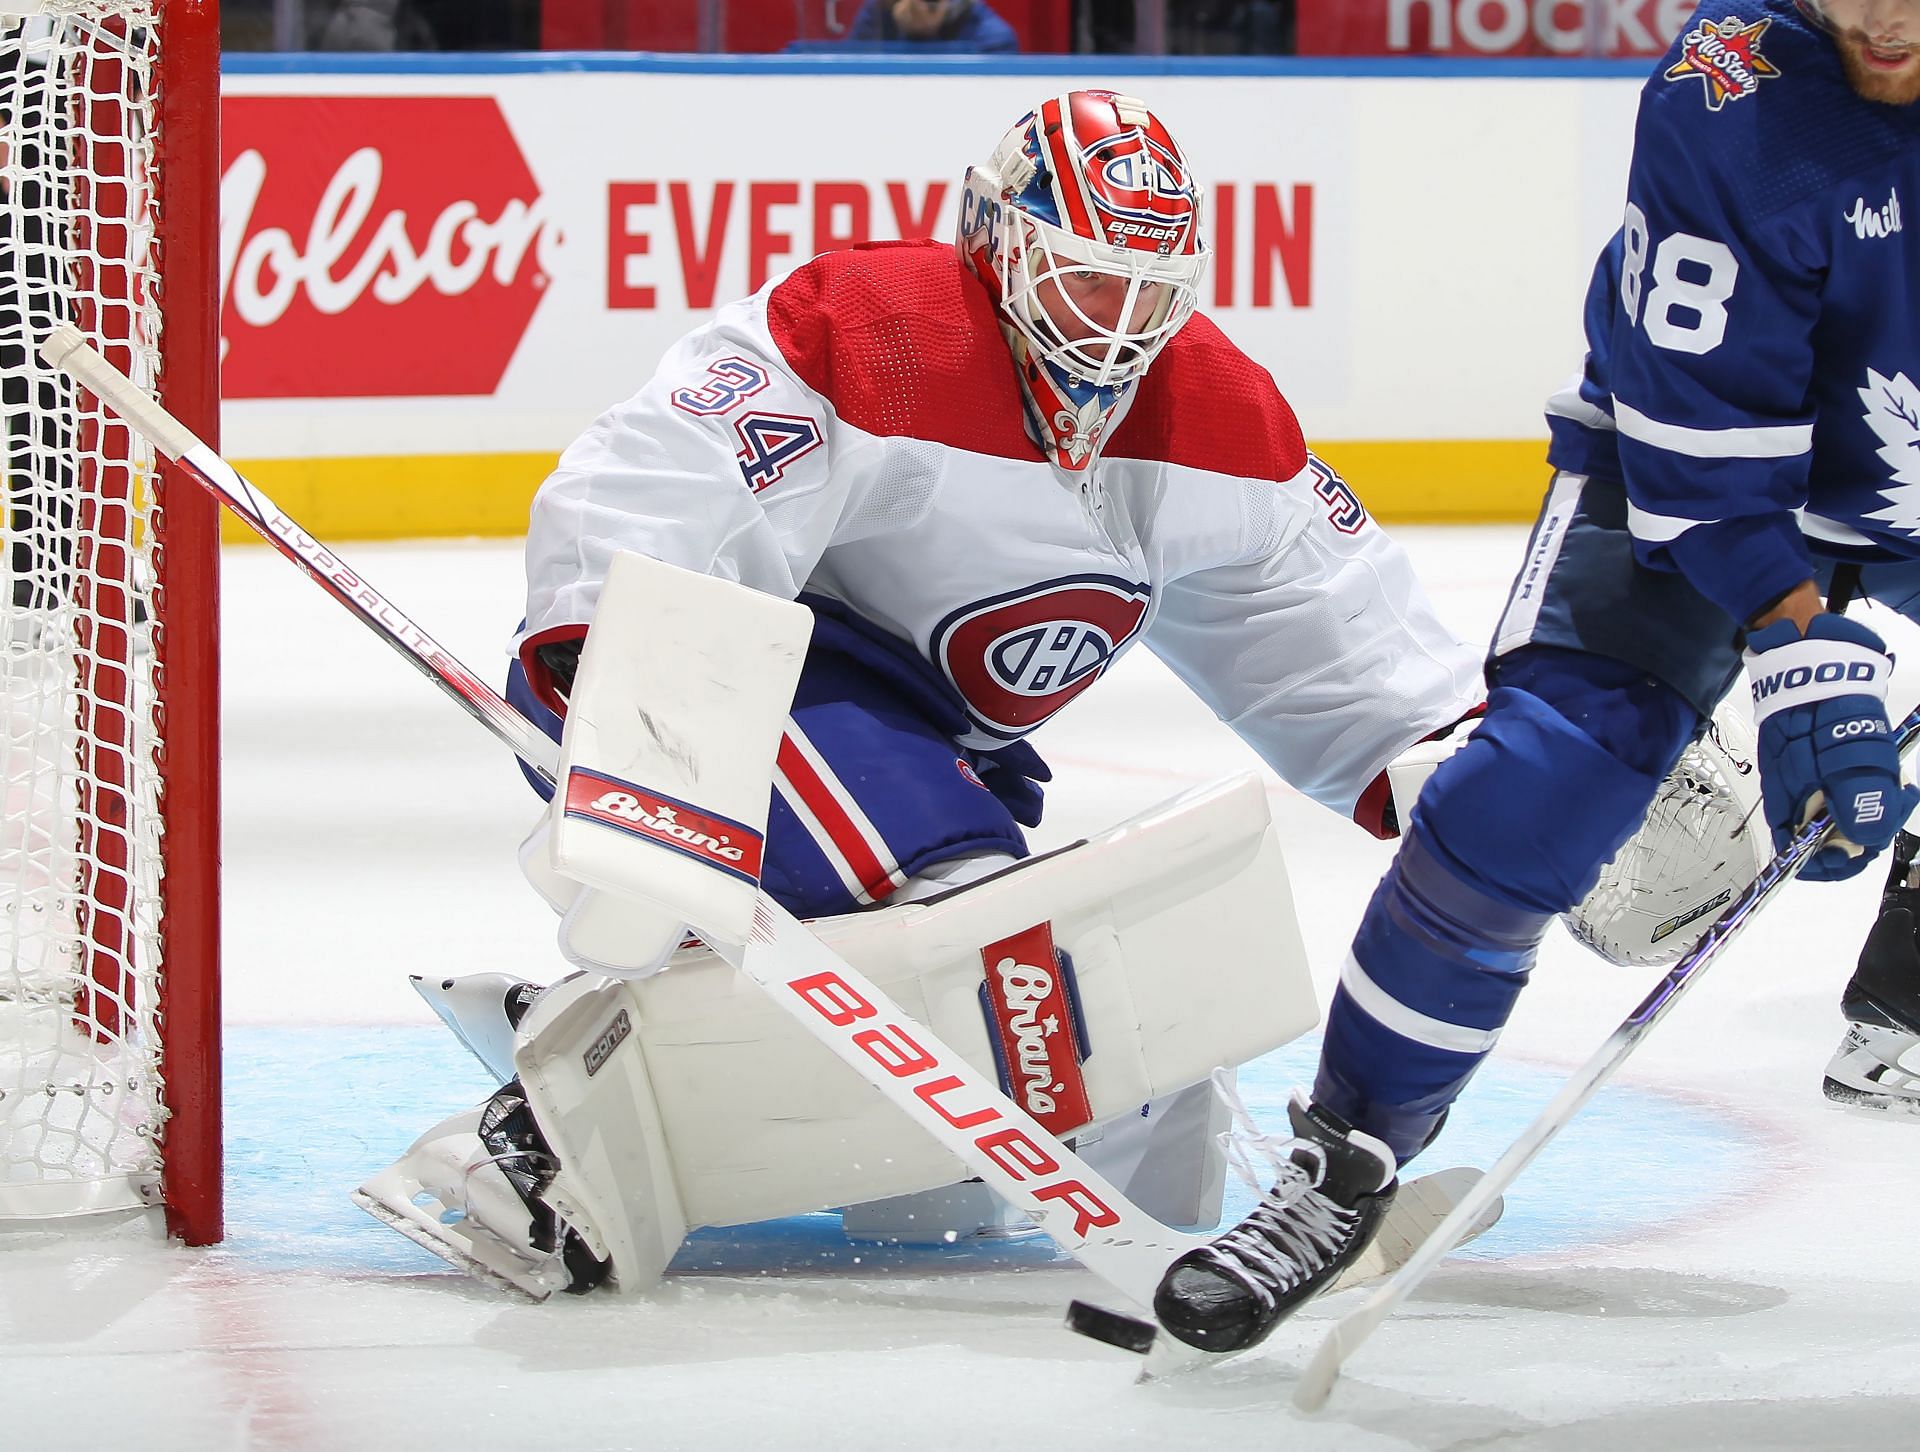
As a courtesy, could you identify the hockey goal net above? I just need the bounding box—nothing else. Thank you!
[0,0,219,1242]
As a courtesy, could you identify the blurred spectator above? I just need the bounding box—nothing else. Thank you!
[413,0,540,49]
[1170,0,1292,54]
[311,0,436,51]
[1076,0,1293,55]
[847,0,1020,51]
[1075,0,1134,51]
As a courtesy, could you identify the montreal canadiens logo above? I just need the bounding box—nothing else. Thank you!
[1085,134,1195,247]
[932,575,1151,742]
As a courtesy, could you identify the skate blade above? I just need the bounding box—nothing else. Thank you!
[1823,1076,1920,1118]
[352,1189,550,1300]
[1137,1333,1218,1383]
[1062,1303,1276,1384]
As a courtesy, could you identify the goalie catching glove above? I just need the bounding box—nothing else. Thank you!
[1745,614,1918,882]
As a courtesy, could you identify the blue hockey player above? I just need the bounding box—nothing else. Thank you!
[1153,0,1920,1352]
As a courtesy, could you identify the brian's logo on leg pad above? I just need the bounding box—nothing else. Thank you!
[978,923,1094,1136]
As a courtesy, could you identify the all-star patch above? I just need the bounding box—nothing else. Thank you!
[1665,16,1782,110]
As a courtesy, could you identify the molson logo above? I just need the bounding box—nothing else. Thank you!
[219,96,562,398]
[977,923,1093,1135]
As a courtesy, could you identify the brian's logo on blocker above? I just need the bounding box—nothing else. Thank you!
[932,576,1151,742]
[977,923,1093,1136]
[563,769,763,881]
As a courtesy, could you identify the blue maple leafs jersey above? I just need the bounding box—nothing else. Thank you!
[1547,0,1920,625]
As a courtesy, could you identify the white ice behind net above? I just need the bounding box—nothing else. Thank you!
[0,2,165,1218]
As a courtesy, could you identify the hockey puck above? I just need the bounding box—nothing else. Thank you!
[1065,1299,1158,1355]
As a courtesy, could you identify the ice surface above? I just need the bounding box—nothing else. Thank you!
[6,527,1920,1450]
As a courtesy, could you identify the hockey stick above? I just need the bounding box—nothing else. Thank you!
[1292,704,1920,1412]
[39,323,1490,1313]
[32,324,1172,1295]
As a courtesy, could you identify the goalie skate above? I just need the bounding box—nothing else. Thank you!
[352,1081,610,1299]
[411,971,544,1082]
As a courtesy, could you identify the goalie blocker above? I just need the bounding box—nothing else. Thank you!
[356,774,1318,1297]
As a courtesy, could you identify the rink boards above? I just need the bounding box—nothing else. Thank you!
[212,56,1649,539]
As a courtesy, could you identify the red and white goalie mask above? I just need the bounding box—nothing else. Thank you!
[958,91,1209,470]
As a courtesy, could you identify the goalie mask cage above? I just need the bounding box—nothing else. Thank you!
[0,0,220,1243]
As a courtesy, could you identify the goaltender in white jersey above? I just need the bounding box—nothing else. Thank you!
[360,90,1492,1295]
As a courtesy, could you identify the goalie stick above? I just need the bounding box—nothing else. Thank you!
[38,323,1491,1318]
[1292,703,1920,1413]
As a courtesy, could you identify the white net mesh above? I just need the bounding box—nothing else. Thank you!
[0,1,165,1218]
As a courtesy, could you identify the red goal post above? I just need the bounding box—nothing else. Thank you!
[0,0,220,1244]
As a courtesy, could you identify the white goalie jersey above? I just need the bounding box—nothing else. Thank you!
[523,240,1481,822]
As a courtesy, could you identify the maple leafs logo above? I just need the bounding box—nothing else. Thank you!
[1859,369,1920,536]
[1665,17,1782,111]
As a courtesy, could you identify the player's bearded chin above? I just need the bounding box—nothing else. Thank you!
[1834,25,1920,103]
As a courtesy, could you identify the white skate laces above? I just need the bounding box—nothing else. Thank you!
[1203,1071,1364,1309]
[1212,1066,1293,1194]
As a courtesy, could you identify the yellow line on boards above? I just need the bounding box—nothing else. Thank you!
[218,441,1553,544]
[1313,440,1551,524]
[219,453,559,544]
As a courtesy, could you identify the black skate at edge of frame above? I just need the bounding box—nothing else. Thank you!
[1066,1299,1158,1355]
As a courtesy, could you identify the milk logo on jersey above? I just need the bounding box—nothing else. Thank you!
[932,575,1152,742]
[1847,188,1904,242]
[977,922,1094,1136]
[1858,369,1920,536]
[562,768,764,883]
[1664,17,1781,110]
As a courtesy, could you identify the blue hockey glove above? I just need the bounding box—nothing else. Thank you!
[1746,614,1918,882]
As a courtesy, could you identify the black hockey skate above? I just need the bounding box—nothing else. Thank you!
[1824,832,1920,1117]
[478,1079,612,1293]
[1153,1089,1396,1353]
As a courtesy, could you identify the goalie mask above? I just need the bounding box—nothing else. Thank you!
[1567,695,1769,968]
[958,90,1208,471]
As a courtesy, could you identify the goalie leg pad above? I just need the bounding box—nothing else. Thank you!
[500,775,1315,1242]
[1075,1079,1230,1232]
[510,973,691,1296]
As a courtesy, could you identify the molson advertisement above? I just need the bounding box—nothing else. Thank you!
[216,69,1642,538]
